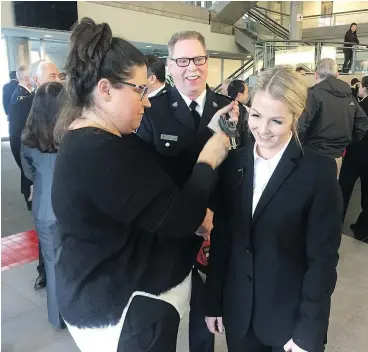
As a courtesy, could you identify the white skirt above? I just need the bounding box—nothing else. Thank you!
[66,272,192,352]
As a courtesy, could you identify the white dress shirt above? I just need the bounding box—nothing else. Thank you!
[147,84,166,98]
[178,89,207,117]
[252,134,292,215]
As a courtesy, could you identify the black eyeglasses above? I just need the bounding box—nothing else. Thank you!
[170,56,208,67]
[121,81,148,101]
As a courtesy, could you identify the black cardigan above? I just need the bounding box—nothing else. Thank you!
[51,128,216,327]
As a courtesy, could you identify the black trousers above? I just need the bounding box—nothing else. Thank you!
[117,296,180,352]
[339,146,368,240]
[226,326,284,352]
[189,270,215,352]
[343,48,353,72]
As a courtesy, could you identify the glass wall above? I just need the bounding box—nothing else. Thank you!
[207,57,222,88]
[0,37,10,138]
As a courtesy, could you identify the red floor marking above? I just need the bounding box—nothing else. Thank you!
[1,230,38,270]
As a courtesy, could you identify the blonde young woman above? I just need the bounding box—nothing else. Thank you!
[205,66,343,352]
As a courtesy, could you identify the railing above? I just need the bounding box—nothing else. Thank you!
[303,9,368,29]
[214,39,368,93]
[254,40,368,74]
[245,8,289,40]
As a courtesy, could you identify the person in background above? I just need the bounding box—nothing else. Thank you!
[21,81,66,329]
[146,55,170,97]
[351,78,360,99]
[8,65,33,180]
[227,80,250,112]
[10,65,32,105]
[8,59,61,290]
[295,66,306,76]
[52,18,231,352]
[343,23,359,73]
[298,58,368,177]
[220,79,231,96]
[339,75,368,242]
[205,66,343,352]
[2,70,18,117]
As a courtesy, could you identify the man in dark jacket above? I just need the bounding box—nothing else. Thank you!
[2,71,18,118]
[299,58,368,176]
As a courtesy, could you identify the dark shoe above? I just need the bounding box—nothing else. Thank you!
[34,274,46,290]
[59,315,67,330]
[350,223,367,241]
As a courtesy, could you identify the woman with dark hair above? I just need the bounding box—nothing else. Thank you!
[21,81,65,329]
[51,17,233,351]
[343,23,359,73]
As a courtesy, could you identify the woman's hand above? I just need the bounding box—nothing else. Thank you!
[284,339,308,352]
[197,132,230,170]
[205,316,225,335]
[207,101,239,133]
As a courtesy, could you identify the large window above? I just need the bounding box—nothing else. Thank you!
[0,37,10,138]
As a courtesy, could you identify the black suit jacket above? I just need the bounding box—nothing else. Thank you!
[136,85,250,186]
[206,139,343,351]
[2,80,18,115]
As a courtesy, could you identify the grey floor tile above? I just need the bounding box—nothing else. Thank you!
[4,276,47,308]
[2,262,39,286]
[331,315,368,352]
[1,282,39,323]
[36,335,79,352]
[1,308,69,352]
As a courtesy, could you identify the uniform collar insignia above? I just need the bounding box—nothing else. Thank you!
[213,101,218,108]
[172,102,178,108]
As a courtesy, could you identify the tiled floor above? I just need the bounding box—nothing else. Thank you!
[1,231,39,270]
[1,235,368,352]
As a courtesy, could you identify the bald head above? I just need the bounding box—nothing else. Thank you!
[30,60,61,88]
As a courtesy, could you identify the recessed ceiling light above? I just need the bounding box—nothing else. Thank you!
[247,55,251,58]
[213,52,218,54]
[45,34,52,38]
[146,45,152,48]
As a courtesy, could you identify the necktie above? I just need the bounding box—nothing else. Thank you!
[189,101,201,130]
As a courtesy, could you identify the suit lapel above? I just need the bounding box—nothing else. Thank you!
[169,87,196,130]
[252,140,302,226]
[199,87,219,129]
[242,145,255,235]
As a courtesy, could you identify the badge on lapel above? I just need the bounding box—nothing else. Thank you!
[172,102,178,108]
[213,101,218,108]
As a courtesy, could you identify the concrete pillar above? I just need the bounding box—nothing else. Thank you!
[6,37,30,71]
[289,1,303,41]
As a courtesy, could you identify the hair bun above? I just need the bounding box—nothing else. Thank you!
[72,17,112,61]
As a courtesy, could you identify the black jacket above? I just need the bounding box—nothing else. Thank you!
[52,129,216,328]
[344,30,359,47]
[136,86,250,186]
[205,139,343,352]
[299,76,368,158]
[2,79,18,115]
[8,92,34,138]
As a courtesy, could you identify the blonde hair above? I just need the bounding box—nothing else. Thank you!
[168,31,206,57]
[253,65,307,146]
[316,58,338,80]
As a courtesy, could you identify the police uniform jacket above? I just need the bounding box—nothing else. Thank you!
[136,85,250,186]
[2,79,18,116]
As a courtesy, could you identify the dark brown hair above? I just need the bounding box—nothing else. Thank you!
[22,82,65,153]
[54,17,146,144]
